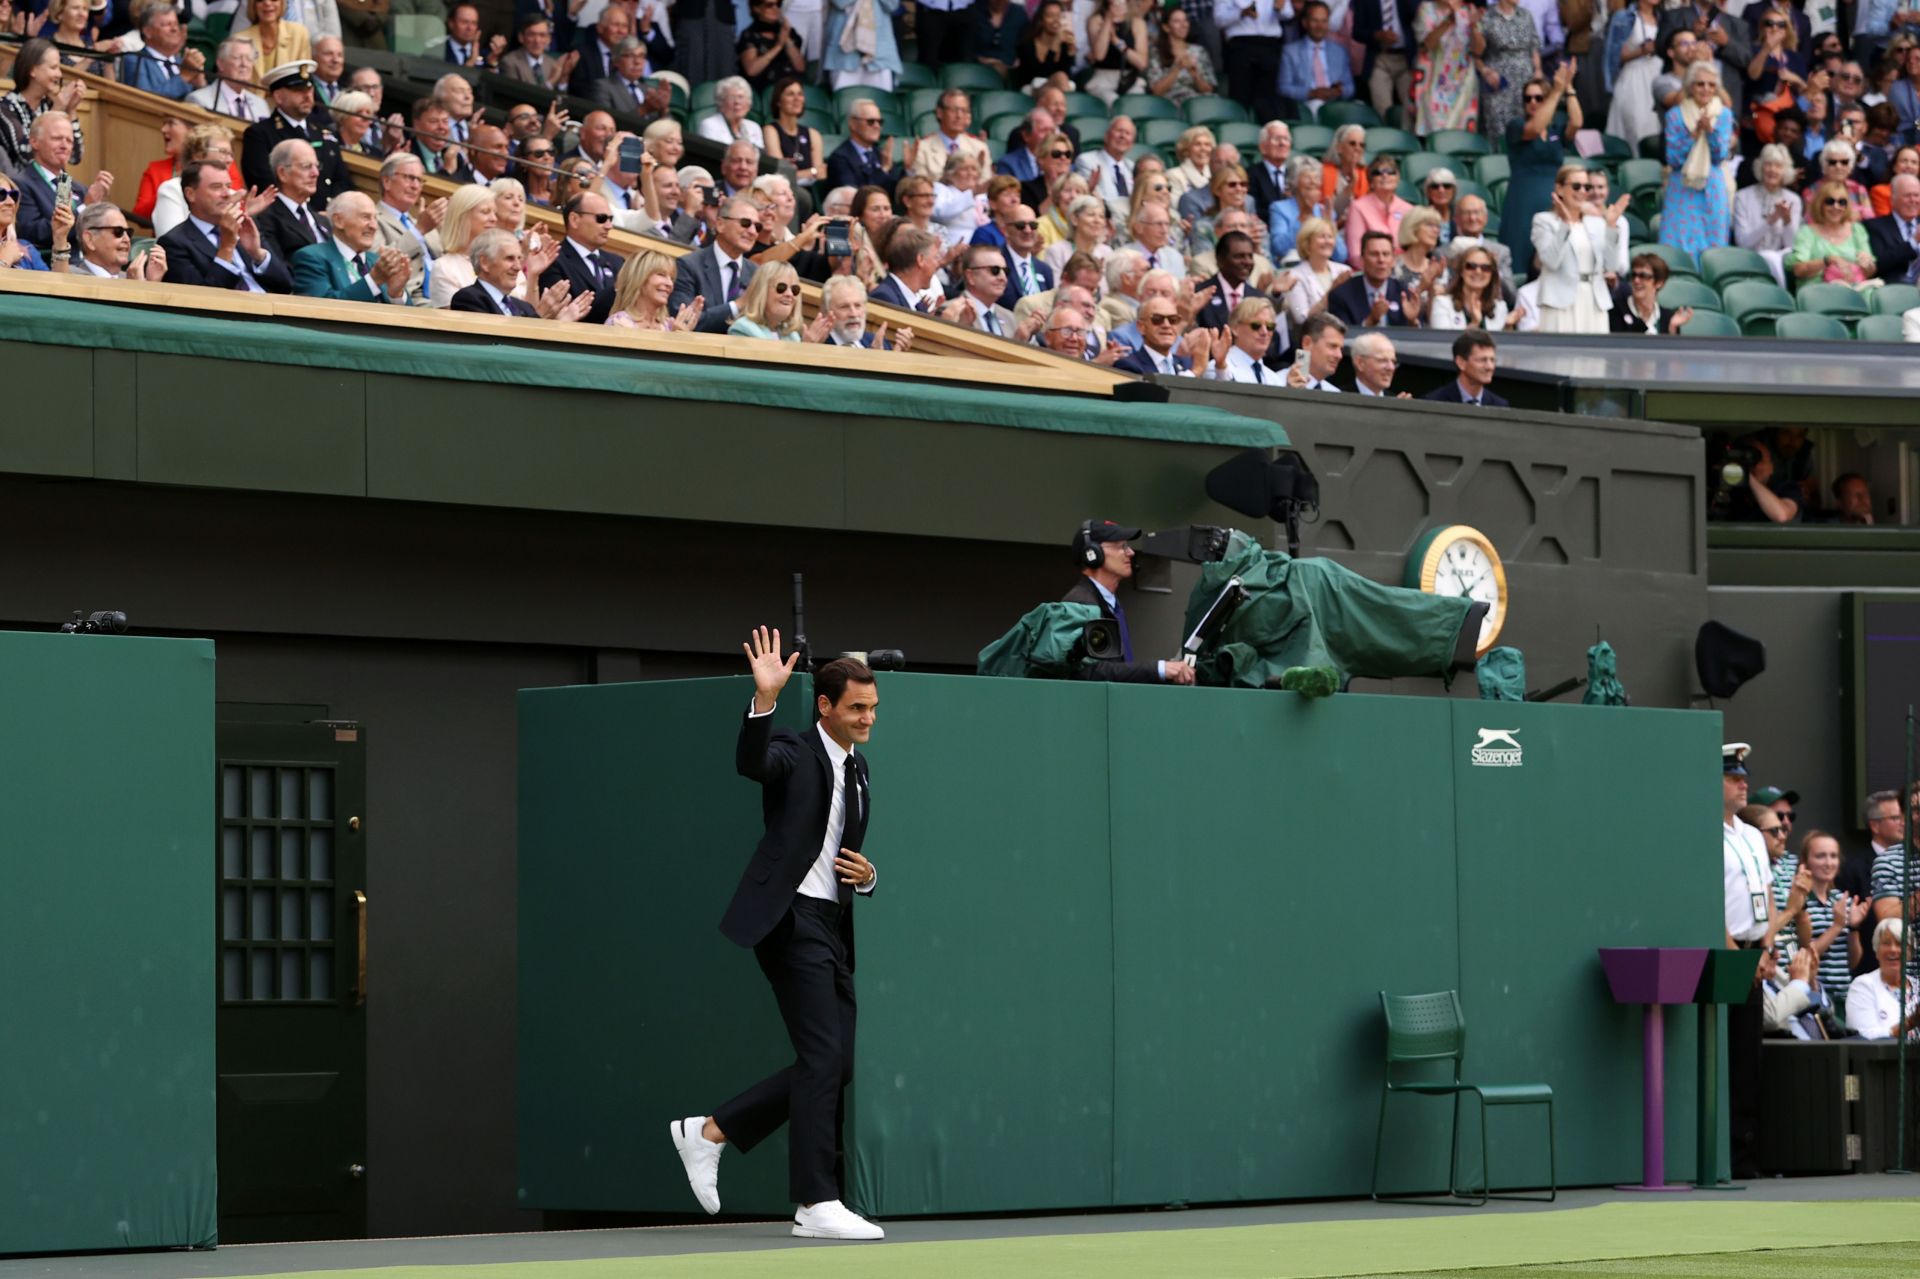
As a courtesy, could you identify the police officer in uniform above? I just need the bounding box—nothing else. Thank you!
[1722,742,1772,1180]
[241,62,352,211]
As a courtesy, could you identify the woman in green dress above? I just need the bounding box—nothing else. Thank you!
[1500,61,1581,271]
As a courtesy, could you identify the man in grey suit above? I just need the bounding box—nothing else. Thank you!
[938,243,1018,338]
[188,40,270,121]
[374,152,436,303]
[669,195,760,332]
[587,37,670,125]
[498,15,570,87]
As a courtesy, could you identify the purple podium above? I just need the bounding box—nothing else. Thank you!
[1599,947,1709,1192]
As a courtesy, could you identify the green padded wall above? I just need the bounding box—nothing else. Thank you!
[518,675,1723,1216]
[0,630,217,1253]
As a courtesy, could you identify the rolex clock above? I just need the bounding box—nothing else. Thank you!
[1405,525,1507,654]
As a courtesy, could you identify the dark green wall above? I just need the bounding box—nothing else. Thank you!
[518,674,1723,1215]
[0,631,217,1252]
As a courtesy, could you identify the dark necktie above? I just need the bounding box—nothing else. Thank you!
[1252,361,1265,383]
[725,261,741,300]
[984,307,1001,336]
[839,754,866,902]
[295,205,315,241]
[1115,163,1129,196]
[1110,596,1134,663]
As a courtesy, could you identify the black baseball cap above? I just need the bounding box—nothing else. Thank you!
[1080,520,1140,546]
[1753,785,1800,806]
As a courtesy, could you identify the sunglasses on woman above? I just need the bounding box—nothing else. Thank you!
[1630,270,1657,281]
[1522,93,1546,104]
[770,282,798,295]
[0,188,19,204]
[1823,196,1851,207]
[1462,261,1492,272]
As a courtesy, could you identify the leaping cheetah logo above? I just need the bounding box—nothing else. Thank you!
[1474,729,1522,751]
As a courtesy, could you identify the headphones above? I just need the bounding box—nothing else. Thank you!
[1073,519,1104,569]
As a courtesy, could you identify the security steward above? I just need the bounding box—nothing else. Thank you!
[241,62,352,210]
[1722,741,1772,1181]
[1063,521,1196,685]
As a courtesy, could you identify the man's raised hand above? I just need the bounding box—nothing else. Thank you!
[745,625,798,712]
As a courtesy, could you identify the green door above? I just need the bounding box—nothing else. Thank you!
[215,718,369,1244]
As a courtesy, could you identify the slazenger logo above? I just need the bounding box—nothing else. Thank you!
[1471,728,1523,767]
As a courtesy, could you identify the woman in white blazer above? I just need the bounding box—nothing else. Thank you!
[1529,162,1626,334]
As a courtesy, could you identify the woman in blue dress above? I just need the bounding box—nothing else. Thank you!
[1659,62,1735,260]
[1500,62,1581,272]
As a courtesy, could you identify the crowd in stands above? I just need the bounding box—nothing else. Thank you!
[4,0,1918,358]
[1728,773,1920,1040]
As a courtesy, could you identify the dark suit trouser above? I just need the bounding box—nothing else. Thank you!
[1726,979,1763,1179]
[713,895,856,1204]
[916,5,976,66]
[1223,35,1285,128]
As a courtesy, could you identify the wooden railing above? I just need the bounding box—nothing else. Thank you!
[0,51,1128,389]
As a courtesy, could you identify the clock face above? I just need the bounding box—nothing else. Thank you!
[1416,528,1507,653]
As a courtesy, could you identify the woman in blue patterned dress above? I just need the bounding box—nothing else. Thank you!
[1659,62,1735,259]
[1476,0,1540,139]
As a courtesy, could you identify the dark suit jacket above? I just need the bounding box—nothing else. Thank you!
[1192,273,1270,330]
[1421,378,1509,407]
[13,163,70,253]
[1248,159,1288,224]
[995,253,1053,311]
[566,38,617,97]
[720,710,872,966]
[1326,274,1417,327]
[1350,0,1420,77]
[1864,214,1917,284]
[1113,346,1191,377]
[256,199,331,266]
[587,76,667,128]
[824,139,903,197]
[538,238,622,325]
[669,244,755,332]
[867,272,920,312]
[241,115,352,208]
[159,219,295,293]
[450,281,538,315]
[1062,577,1161,684]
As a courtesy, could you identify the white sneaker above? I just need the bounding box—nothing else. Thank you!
[792,1199,884,1240]
[669,1116,722,1215]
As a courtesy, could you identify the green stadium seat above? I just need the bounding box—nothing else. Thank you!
[1722,280,1794,335]
[835,85,899,119]
[1371,991,1556,1206]
[1795,282,1869,325]
[1622,211,1651,244]
[1386,103,1412,130]
[1068,114,1110,146]
[1638,134,1663,160]
[1699,246,1772,289]
[1657,278,1722,312]
[1676,309,1741,337]
[1772,312,1851,340]
[1487,178,1508,209]
[975,88,1034,121]
[1140,117,1189,149]
[801,108,835,135]
[391,14,441,55]
[1631,241,1698,278]
[1126,143,1160,164]
[1114,93,1180,121]
[1183,95,1250,126]
[1597,133,1635,162]
[1365,127,1422,157]
[690,81,719,114]
[984,112,1031,145]
[1400,151,1454,187]
[906,87,946,119]
[940,62,1004,91]
[1216,121,1262,149]
[897,61,938,90]
[818,131,847,158]
[1618,158,1664,219]
[1855,313,1906,341]
[1427,129,1489,158]
[1320,100,1382,128]
[1061,90,1106,118]
[1473,154,1510,187]
[1870,282,1920,315]
[911,111,937,138]
[1453,178,1490,208]
[1291,123,1335,153]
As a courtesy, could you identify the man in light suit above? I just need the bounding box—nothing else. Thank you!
[588,37,672,124]
[1277,3,1354,120]
[1421,329,1510,406]
[910,90,992,182]
[292,190,412,302]
[499,15,568,86]
[1063,522,1196,684]
[188,41,270,122]
[1074,116,1138,224]
[541,192,625,324]
[668,195,759,331]
[375,152,436,303]
[669,637,885,1242]
[938,244,1019,337]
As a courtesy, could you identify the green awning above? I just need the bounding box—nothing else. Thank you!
[6,294,1287,449]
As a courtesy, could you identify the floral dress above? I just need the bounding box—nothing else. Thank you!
[1659,104,1734,259]
[1413,1,1477,136]
[1478,2,1539,139]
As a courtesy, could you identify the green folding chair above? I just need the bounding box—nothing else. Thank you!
[896,61,938,90]
[1216,121,1263,149]
[1855,313,1906,341]
[1365,126,1422,157]
[835,84,899,119]
[1473,154,1510,187]
[1631,241,1698,279]
[975,88,1035,122]
[1618,158,1665,220]
[1068,115,1111,146]
[1677,309,1741,336]
[390,14,441,55]
[1722,279,1794,335]
[1140,117,1189,149]
[905,87,946,119]
[1426,129,1489,158]
[1373,991,1555,1207]
[1869,282,1920,316]
[1114,93,1180,122]
[984,113,1031,146]
[1795,282,1869,326]
[1699,246,1771,289]
[1399,151,1453,188]
[1320,100,1382,129]
[939,62,1004,91]
[1658,277,1722,312]
[1061,90,1106,118]
[1183,95,1250,126]
[1291,123,1335,154]
[1773,312,1851,340]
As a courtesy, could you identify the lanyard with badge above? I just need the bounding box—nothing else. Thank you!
[1725,825,1768,927]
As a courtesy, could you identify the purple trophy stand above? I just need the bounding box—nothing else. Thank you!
[1599,947,1709,1192]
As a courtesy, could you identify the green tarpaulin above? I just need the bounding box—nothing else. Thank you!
[976,602,1105,677]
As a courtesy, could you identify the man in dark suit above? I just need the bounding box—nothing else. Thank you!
[1063,522,1195,684]
[865,226,942,313]
[1247,122,1293,221]
[669,635,884,1242]
[824,100,903,196]
[448,230,572,316]
[441,3,496,67]
[539,192,624,324]
[1327,230,1422,327]
[257,139,331,264]
[241,64,352,209]
[588,37,672,124]
[997,205,1052,311]
[291,191,411,302]
[1421,329,1510,407]
[159,160,294,293]
[669,195,760,331]
[566,4,632,97]
[1192,232,1269,330]
[1349,0,1418,117]
[13,112,110,254]
[1112,295,1201,377]
[1864,174,1919,284]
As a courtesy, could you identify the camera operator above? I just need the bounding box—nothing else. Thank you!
[1063,522,1196,685]
[1713,433,1801,523]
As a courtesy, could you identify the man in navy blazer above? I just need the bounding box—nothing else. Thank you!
[1421,330,1510,407]
[1349,0,1419,115]
[158,160,294,293]
[1278,3,1356,120]
[824,99,904,196]
[668,636,885,1243]
[539,192,624,324]
[14,112,110,253]
[291,191,411,302]
[996,205,1052,311]
[1863,175,1918,284]
[668,195,760,331]
[1113,295,1201,377]
[1327,231,1422,327]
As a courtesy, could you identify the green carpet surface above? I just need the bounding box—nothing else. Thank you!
[211,1200,1920,1279]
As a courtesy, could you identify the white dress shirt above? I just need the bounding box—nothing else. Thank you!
[743,701,877,901]
[1724,819,1773,944]
[1213,0,1294,38]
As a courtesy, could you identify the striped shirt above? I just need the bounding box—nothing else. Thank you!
[1798,887,1854,1002]
[1871,844,1915,902]
[1771,853,1800,964]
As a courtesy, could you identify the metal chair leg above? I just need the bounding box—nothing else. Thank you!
[1370,1087,1391,1202]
